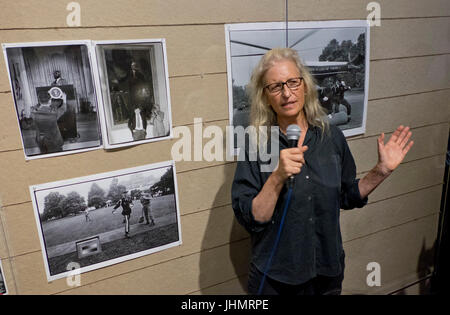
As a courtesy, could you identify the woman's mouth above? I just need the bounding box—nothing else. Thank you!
[281,101,297,107]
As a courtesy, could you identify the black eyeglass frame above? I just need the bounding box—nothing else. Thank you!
[264,77,304,94]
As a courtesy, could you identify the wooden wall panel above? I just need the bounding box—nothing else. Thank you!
[341,185,442,243]
[4,0,448,30]
[371,18,450,60]
[0,0,286,29]
[343,214,438,295]
[289,0,450,20]
[369,55,450,100]
[0,0,448,296]
[177,163,236,215]
[365,90,450,137]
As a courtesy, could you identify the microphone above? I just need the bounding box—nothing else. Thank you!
[286,124,301,188]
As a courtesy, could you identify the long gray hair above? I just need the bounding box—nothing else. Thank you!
[247,48,328,145]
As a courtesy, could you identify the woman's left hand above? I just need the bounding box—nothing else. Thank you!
[377,125,414,175]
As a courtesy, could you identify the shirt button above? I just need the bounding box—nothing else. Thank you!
[309,218,313,222]
[308,196,312,201]
[306,175,310,179]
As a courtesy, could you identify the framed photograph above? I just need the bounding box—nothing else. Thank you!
[30,160,182,282]
[225,20,370,150]
[0,259,7,295]
[93,39,172,149]
[2,41,103,159]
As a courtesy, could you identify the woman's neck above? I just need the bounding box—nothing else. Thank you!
[278,111,308,134]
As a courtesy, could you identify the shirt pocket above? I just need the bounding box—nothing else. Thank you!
[316,154,341,188]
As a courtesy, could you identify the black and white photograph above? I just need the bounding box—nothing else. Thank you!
[0,259,7,295]
[225,20,370,149]
[94,39,172,149]
[30,161,181,282]
[2,41,102,159]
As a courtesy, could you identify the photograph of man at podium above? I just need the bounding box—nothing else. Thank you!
[31,89,66,154]
[3,42,102,159]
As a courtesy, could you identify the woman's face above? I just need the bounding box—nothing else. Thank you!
[263,60,305,123]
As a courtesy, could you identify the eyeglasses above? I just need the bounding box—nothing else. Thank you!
[264,77,303,94]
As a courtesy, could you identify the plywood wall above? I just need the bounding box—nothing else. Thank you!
[0,0,449,295]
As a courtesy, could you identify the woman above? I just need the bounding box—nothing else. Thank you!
[231,48,413,295]
[150,103,166,137]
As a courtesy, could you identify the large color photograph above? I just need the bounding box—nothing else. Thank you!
[30,161,181,282]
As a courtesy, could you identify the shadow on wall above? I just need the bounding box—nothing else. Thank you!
[393,238,435,295]
[198,162,251,294]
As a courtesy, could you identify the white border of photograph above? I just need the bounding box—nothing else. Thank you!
[0,259,8,295]
[2,40,103,160]
[29,160,182,282]
[225,20,370,154]
[92,39,173,149]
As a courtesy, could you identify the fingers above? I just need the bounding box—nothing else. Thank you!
[389,125,404,143]
[378,133,385,148]
[403,140,414,155]
[285,146,307,164]
[387,126,413,148]
[278,146,308,179]
[399,130,412,149]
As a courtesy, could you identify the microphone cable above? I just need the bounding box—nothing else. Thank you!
[257,184,294,295]
[257,123,300,294]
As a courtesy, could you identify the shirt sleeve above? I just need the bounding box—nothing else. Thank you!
[231,149,271,233]
[336,129,368,210]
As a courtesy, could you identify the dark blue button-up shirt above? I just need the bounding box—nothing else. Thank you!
[231,125,367,285]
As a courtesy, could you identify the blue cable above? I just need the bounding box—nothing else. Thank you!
[257,186,294,295]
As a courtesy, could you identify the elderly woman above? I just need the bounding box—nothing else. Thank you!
[231,48,413,295]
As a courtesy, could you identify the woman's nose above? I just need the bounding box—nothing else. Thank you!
[281,84,291,97]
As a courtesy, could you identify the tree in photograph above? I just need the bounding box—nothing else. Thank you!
[60,191,86,217]
[150,167,174,196]
[232,80,250,110]
[106,177,127,203]
[130,188,142,200]
[318,33,366,88]
[42,191,65,221]
[88,182,106,208]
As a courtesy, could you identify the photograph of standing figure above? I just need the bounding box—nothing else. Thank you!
[2,41,102,159]
[139,192,155,226]
[30,161,181,282]
[94,39,172,148]
[112,191,134,238]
